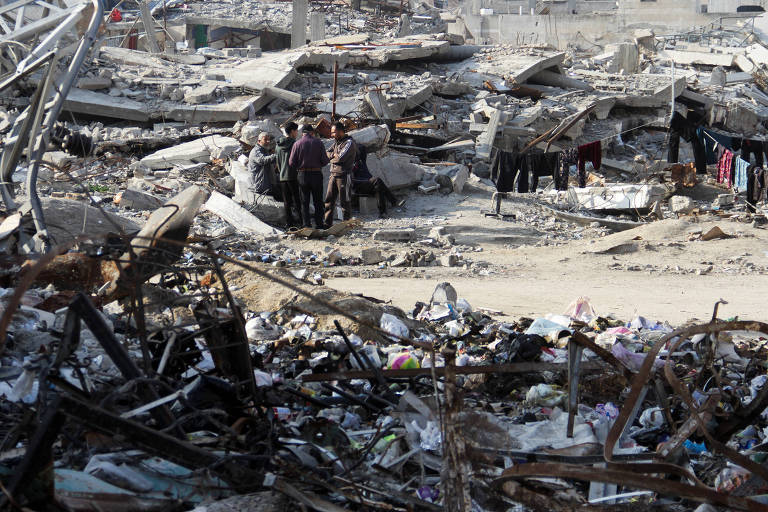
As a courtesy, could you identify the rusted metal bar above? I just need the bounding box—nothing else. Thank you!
[58,393,266,493]
[440,347,471,511]
[495,463,768,512]
[0,398,63,508]
[68,292,180,436]
[300,361,604,382]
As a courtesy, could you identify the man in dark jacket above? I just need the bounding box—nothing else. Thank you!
[324,122,357,227]
[276,122,301,227]
[352,145,404,216]
[289,124,330,229]
[248,132,277,197]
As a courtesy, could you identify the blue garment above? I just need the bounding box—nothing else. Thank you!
[734,157,749,192]
[700,128,735,165]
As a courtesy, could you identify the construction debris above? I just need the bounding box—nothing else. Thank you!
[4,0,768,510]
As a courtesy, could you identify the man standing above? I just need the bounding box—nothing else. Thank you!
[289,124,330,229]
[275,122,302,227]
[248,132,277,197]
[324,122,357,227]
[352,145,405,216]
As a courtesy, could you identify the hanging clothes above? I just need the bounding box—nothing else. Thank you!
[700,128,735,165]
[577,141,602,188]
[747,166,768,213]
[733,157,749,192]
[490,150,517,193]
[531,152,559,191]
[668,112,707,174]
[717,149,734,185]
[741,139,765,167]
[556,149,578,191]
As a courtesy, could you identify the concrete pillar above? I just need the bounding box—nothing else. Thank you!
[310,12,325,41]
[291,0,308,49]
[398,14,412,37]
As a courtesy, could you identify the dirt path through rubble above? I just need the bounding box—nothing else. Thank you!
[328,271,768,325]
[326,202,768,324]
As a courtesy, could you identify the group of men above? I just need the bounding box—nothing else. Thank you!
[247,122,403,229]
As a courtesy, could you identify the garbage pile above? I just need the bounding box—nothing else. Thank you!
[2,188,768,511]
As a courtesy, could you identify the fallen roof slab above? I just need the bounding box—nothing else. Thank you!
[63,89,150,122]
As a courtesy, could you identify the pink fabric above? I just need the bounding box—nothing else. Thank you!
[718,149,733,185]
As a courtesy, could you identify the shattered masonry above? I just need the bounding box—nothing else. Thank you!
[5,0,768,511]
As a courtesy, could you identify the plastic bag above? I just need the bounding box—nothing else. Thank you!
[245,317,281,341]
[715,466,751,492]
[639,406,665,428]
[524,383,566,407]
[611,342,664,372]
[564,296,598,322]
[526,317,571,337]
[380,313,409,340]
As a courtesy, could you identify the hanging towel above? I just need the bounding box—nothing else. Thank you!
[733,157,749,192]
[577,141,602,188]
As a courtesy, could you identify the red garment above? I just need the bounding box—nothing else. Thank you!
[577,141,601,187]
[717,149,733,185]
[110,8,122,22]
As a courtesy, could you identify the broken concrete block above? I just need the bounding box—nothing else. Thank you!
[711,66,727,87]
[114,188,165,211]
[264,86,302,106]
[669,195,695,214]
[607,42,639,74]
[358,195,378,215]
[372,228,415,242]
[76,77,112,90]
[435,164,470,194]
[567,184,666,211]
[203,191,282,236]
[140,135,240,169]
[361,248,383,265]
[184,83,219,104]
[349,124,390,149]
[365,150,425,190]
[210,143,239,160]
[440,254,459,267]
[43,151,76,168]
[390,253,409,267]
[228,159,256,204]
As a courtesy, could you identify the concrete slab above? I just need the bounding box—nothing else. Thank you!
[63,89,150,122]
[140,135,240,169]
[566,184,666,211]
[204,191,282,236]
[661,49,735,67]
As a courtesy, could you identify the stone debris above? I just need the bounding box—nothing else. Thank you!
[5,0,768,510]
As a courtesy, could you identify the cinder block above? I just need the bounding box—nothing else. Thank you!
[358,195,378,215]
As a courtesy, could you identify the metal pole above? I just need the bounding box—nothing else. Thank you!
[332,59,338,121]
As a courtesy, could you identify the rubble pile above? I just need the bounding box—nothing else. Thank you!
[4,220,768,511]
[7,0,768,509]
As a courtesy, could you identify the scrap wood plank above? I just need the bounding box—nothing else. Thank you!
[300,361,605,381]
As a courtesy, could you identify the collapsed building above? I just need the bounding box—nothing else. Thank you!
[3,0,768,510]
